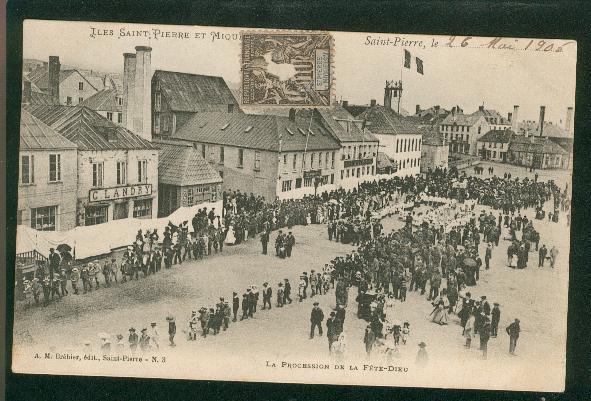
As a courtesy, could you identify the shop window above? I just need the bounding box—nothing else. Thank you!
[133,199,152,218]
[85,205,108,226]
[31,205,57,231]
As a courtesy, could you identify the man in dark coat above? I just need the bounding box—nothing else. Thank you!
[260,230,269,255]
[309,302,324,339]
[284,279,292,304]
[128,328,139,354]
[491,303,501,337]
[507,318,521,355]
[240,293,249,321]
[262,282,272,310]
[539,244,548,268]
[232,292,240,322]
[286,232,295,257]
[326,311,337,352]
[479,315,491,359]
[48,248,61,280]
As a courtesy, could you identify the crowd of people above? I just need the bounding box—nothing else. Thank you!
[22,165,569,363]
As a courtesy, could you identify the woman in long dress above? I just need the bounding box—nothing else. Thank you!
[331,333,346,363]
[224,225,236,245]
[431,291,449,325]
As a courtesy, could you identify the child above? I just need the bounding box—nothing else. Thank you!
[402,322,410,345]
[399,274,408,302]
[392,324,401,346]
[416,342,428,367]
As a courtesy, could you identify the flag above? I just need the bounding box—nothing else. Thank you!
[416,57,424,75]
[404,49,411,69]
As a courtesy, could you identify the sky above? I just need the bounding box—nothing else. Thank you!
[23,19,577,126]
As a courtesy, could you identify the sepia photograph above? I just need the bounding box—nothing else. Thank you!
[10,19,575,392]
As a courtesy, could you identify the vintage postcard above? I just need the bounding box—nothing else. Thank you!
[12,19,575,392]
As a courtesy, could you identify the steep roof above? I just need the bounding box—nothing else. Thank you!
[516,121,572,138]
[376,151,395,170]
[171,112,340,152]
[28,91,59,106]
[24,105,157,151]
[154,70,240,113]
[296,107,378,143]
[157,141,222,186]
[469,108,510,125]
[422,131,445,146]
[20,109,77,151]
[79,89,122,112]
[27,67,98,91]
[548,137,573,154]
[357,105,422,136]
[477,129,515,143]
[509,135,568,155]
[440,112,484,127]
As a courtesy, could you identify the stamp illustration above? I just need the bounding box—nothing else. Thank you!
[241,31,333,106]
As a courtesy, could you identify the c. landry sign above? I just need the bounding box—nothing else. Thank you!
[89,184,152,202]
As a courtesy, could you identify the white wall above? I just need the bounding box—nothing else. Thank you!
[376,133,422,176]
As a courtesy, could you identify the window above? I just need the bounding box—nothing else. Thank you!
[162,116,169,132]
[66,97,72,105]
[187,188,194,206]
[282,180,292,192]
[133,199,152,218]
[49,154,62,182]
[219,147,225,164]
[319,152,323,168]
[155,93,161,111]
[117,161,127,185]
[201,144,206,158]
[21,155,34,184]
[346,169,350,178]
[85,205,108,226]
[466,127,470,132]
[254,151,261,171]
[331,151,335,168]
[137,160,148,183]
[311,153,315,168]
[295,178,302,188]
[78,97,84,104]
[117,97,123,106]
[154,115,160,131]
[79,82,84,90]
[113,202,128,220]
[478,126,482,135]
[371,166,375,175]
[304,177,313,187]
[341,170,344,180]
[31,205,58,231]
[330,174,334,184]
[283,154,287,165]
[325,152,329,167]
[303,154,307,170]
[92,162,104,187]
[293,154,297,170]
[107,112,113,121]
[238,148,244,167]
[117,113,122,123]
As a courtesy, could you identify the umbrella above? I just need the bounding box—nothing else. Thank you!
[463,258,477,268]
[56,244,72,253]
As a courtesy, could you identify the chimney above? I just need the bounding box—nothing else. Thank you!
[22,80,32,104]
[341,100,348,109]
[370,99,377,107]
[508,112,513,122]
[565,107,573,133]
[539,106,546,137]
[434,105,440,112]
[48,56,60,104]
[228,103,235,113]
[384,84,393,110]
[133,46,152,141]
[122,52,136,130]
[451,106,456,115]
[512,105,519,132]
[288,108,296,121]
[415,104,421,115]
[479,105,484,112]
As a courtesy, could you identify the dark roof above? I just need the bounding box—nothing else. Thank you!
[156,141,222,186]
[344,104,370,117]
[548,137,573,153]
[422,131,445,146]
[20,109,77,151]
[154,70,240,113]
[79,89,122,112]
[516,121,571,138]
[29,91,59,106]
[469,108,510,125]
[24,105,158,151]
[509,135,568,155]
[357,105,422,136]
[27,67,97,91]
[171,112,340,152]
[295,107,378,143]
[477,129,515,143]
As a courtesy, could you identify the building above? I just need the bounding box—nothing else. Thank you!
[476,129,514,162]
[376,152,396,175]
[156,140,222,217]
[79,89,124,125]
[26,56,100,106]
[421,131,449,171]
[170,110,341,201]
[21,79,59,106]
[439,108,490,156]
[508,135,571,170]
[18,109,78,231]
[150,69,241,139]
[354,100,423,176]
[297,106,380,187]
[469,105,512,131]
[25,105,159,226]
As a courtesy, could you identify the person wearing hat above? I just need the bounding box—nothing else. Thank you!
[116,334,125,352]
[51,276,61,300]
[58,268,69,297]
[188,311,198,340]
[283,279,292,304]
[506,318,521,355]
[247,288,256,317]
[276,283,284,307]
[232,292,240,322]
[42,277,51,306]
[109,258,119,284]
[80,265,91,294]
[285,231,295,258]
[416,342,428,367]
[48,247,61,280]
[326,311,338,352]
[485,243,493,270]
[479,315,492,359]
[149,322,160,350]
[240,294,249,321]
[252,286,260,314]
[491,303,501,337]
[68,268,79,295]
[309,302,324,339]
[262,283,272,310]
[139,328,150,353]
[166,316,176,346]
[260,229,269,255]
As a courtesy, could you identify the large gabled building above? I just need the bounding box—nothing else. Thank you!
[79,89,124,125]
[439,108,490,156]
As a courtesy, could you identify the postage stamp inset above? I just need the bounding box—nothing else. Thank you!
[241,31,333,106]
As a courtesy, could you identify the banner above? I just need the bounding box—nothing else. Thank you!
[404,49,411,68]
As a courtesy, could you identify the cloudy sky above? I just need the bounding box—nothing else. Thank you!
[23,19,577,125]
